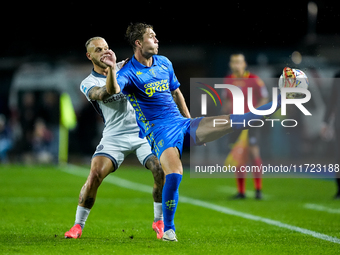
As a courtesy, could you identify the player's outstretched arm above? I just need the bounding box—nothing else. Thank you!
[100,50,121,95]
[171,88,191,118]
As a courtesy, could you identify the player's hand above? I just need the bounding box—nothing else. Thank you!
[100,49,116,68]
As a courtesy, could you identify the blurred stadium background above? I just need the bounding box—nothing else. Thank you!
[1,2,340,254]
[0,1,339,166]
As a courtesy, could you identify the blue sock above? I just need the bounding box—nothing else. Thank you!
[230,94,281,130]
[162,173,182,232]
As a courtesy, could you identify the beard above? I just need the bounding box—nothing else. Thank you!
[92,56,108,69]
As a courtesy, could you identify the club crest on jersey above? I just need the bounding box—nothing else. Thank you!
[149,68,157,77]
[158,139,164,147]
[96,144,104,151]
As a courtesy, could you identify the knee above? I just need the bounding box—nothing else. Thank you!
[164,166,183,175]
[147,156,162,173]
[176,168,183,175]
[88,167,105,188]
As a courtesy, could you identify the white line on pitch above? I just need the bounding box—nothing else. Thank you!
[61,164,340,245]
[304,203,340,214]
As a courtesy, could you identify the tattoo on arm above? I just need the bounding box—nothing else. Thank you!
[88,86,111,101]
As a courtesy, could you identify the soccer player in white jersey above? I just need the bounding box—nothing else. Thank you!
[64,37,165,239]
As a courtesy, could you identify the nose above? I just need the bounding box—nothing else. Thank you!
[155,37,159,43]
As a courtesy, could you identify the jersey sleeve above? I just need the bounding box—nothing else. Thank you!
[116,60,125,72]
[116,70,131,94]
[167,58,180,91]
[80,78,96,101]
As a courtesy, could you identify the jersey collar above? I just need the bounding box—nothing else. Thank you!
[91,69,106,78]
[131,55,157,69]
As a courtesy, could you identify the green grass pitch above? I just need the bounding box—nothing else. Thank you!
[0,164,339,254]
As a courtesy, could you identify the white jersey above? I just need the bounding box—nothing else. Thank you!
[80,62,139,136]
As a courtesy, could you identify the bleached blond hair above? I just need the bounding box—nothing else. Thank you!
[85,37,106,51]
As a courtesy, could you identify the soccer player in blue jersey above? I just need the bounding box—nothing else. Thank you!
[100,23,283,241]
[64,37,165,240]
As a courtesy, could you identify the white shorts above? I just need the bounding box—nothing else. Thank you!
[92,132,154,170]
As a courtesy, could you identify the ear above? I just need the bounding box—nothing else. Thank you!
[135,39,142,49]
[86,52,92,61]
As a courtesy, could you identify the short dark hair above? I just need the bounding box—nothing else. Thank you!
[230,53,245,60]
[125,23,153,51]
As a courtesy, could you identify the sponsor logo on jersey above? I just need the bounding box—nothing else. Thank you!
[103,93,126,104]
[144,79,169,97]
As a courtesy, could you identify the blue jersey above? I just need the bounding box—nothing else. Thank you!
[117,55,183,138]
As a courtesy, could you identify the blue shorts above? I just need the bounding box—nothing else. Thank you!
[146,117,203,160]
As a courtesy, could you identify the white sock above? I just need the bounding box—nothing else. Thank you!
[75,205,91,229]
[154,202,163,222]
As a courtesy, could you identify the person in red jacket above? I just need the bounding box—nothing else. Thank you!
[222,53,268,199]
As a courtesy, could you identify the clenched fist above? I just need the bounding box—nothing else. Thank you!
[100,50,116,68]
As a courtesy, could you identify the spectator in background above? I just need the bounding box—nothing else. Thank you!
[17,92,37,162]
[40,91,60,163]
[320,71,340,199]
[32,118,53,163]
[0,114,12,163]
[14,91,58,164]
[222,53,268,199]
